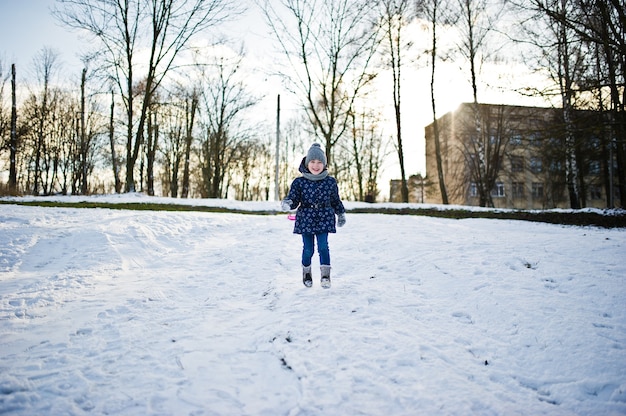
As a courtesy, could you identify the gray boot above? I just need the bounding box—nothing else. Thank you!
[302,265,313,287]
[320,265,331,289]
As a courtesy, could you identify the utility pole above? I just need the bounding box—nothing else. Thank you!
[609,137,614,208]
[80,68,87,195]
[275,94,280,201]
[9,64,17,194]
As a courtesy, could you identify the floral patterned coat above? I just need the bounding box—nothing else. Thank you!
[285,160,346,235]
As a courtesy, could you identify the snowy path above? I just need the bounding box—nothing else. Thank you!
[1,204,625,415]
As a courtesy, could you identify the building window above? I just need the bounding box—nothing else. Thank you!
[511,156,524,172]
[532,182,544,199]
[470,182,478,197]
[590,136,601,148]
[491,182,505,197]
[550,160,563,172]
[528,132,543,147]
[512,182,525,198]
[589,185,602,200]
[530,157,543,173]
[548,137,560,147]
[510,132,522,146]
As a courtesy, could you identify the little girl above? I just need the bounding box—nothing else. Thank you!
[281,143,346,288]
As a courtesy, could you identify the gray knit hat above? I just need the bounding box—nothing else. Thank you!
[305,143,327,168]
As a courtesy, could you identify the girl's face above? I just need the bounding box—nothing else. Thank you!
[308,159,324,174]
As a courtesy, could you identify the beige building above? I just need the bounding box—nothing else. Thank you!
[389,175,427,203]
[423,103,613,209]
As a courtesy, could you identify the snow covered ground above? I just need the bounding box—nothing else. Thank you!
[1,195,625,415]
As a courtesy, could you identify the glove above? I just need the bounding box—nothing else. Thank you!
[281,199,293,211]
[337,213,346,227]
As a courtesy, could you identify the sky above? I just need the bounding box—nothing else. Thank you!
[0,0,554,195]
[0,0,85,70]
[0,0,276,77]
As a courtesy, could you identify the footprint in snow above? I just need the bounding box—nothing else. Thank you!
[452,311,474,324]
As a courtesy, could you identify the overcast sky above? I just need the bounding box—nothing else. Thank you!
[0,0,427,179]
[0,0,555,182]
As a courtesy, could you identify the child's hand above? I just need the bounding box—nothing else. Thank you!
[337,213,346,227]
[281,199,293,211]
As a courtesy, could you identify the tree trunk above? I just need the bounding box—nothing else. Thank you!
[109,90,122,193]
[181,93,197,199]
[557,0,581,209]
[9,64,17,194]
[429,0,449,204]
[146,111,157,196]
[350,112,364,201]
[80,68,88,195]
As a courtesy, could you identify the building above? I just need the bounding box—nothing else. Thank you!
[423,103,616,209]
[389,174,427,203]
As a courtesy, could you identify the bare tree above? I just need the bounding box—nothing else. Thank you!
[585,1,625,208]
[145,105,159,196]
[26,48,60,195]
[0,61,19,194]
[74,89,103,196]
[231,140,273,200]
[342,105,386,201]
[158,101,183,197]
[196,53,258,198]
[13,52,104,196]
[454,0,505,206]
[424,0,454,204]
[0,61,6,146]
[553,0,583,208]
[515,0,591,208]
[181,89,199,198]
[77,68,89,194]
[461,104,513,207]
[278,116,308,196]
[261,0,381,167]
[108,90,122,193]
[23,85,81,195]
[156,85,198,198]
[378,0,413,202]
[55,0,237,193]
[560,0,625,207]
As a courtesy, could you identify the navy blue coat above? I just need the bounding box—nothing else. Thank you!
[285,160,346,235]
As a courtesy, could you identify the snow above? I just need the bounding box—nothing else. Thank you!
[1,194,625,415]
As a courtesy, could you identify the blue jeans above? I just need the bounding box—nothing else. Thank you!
[301,233,330,266]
